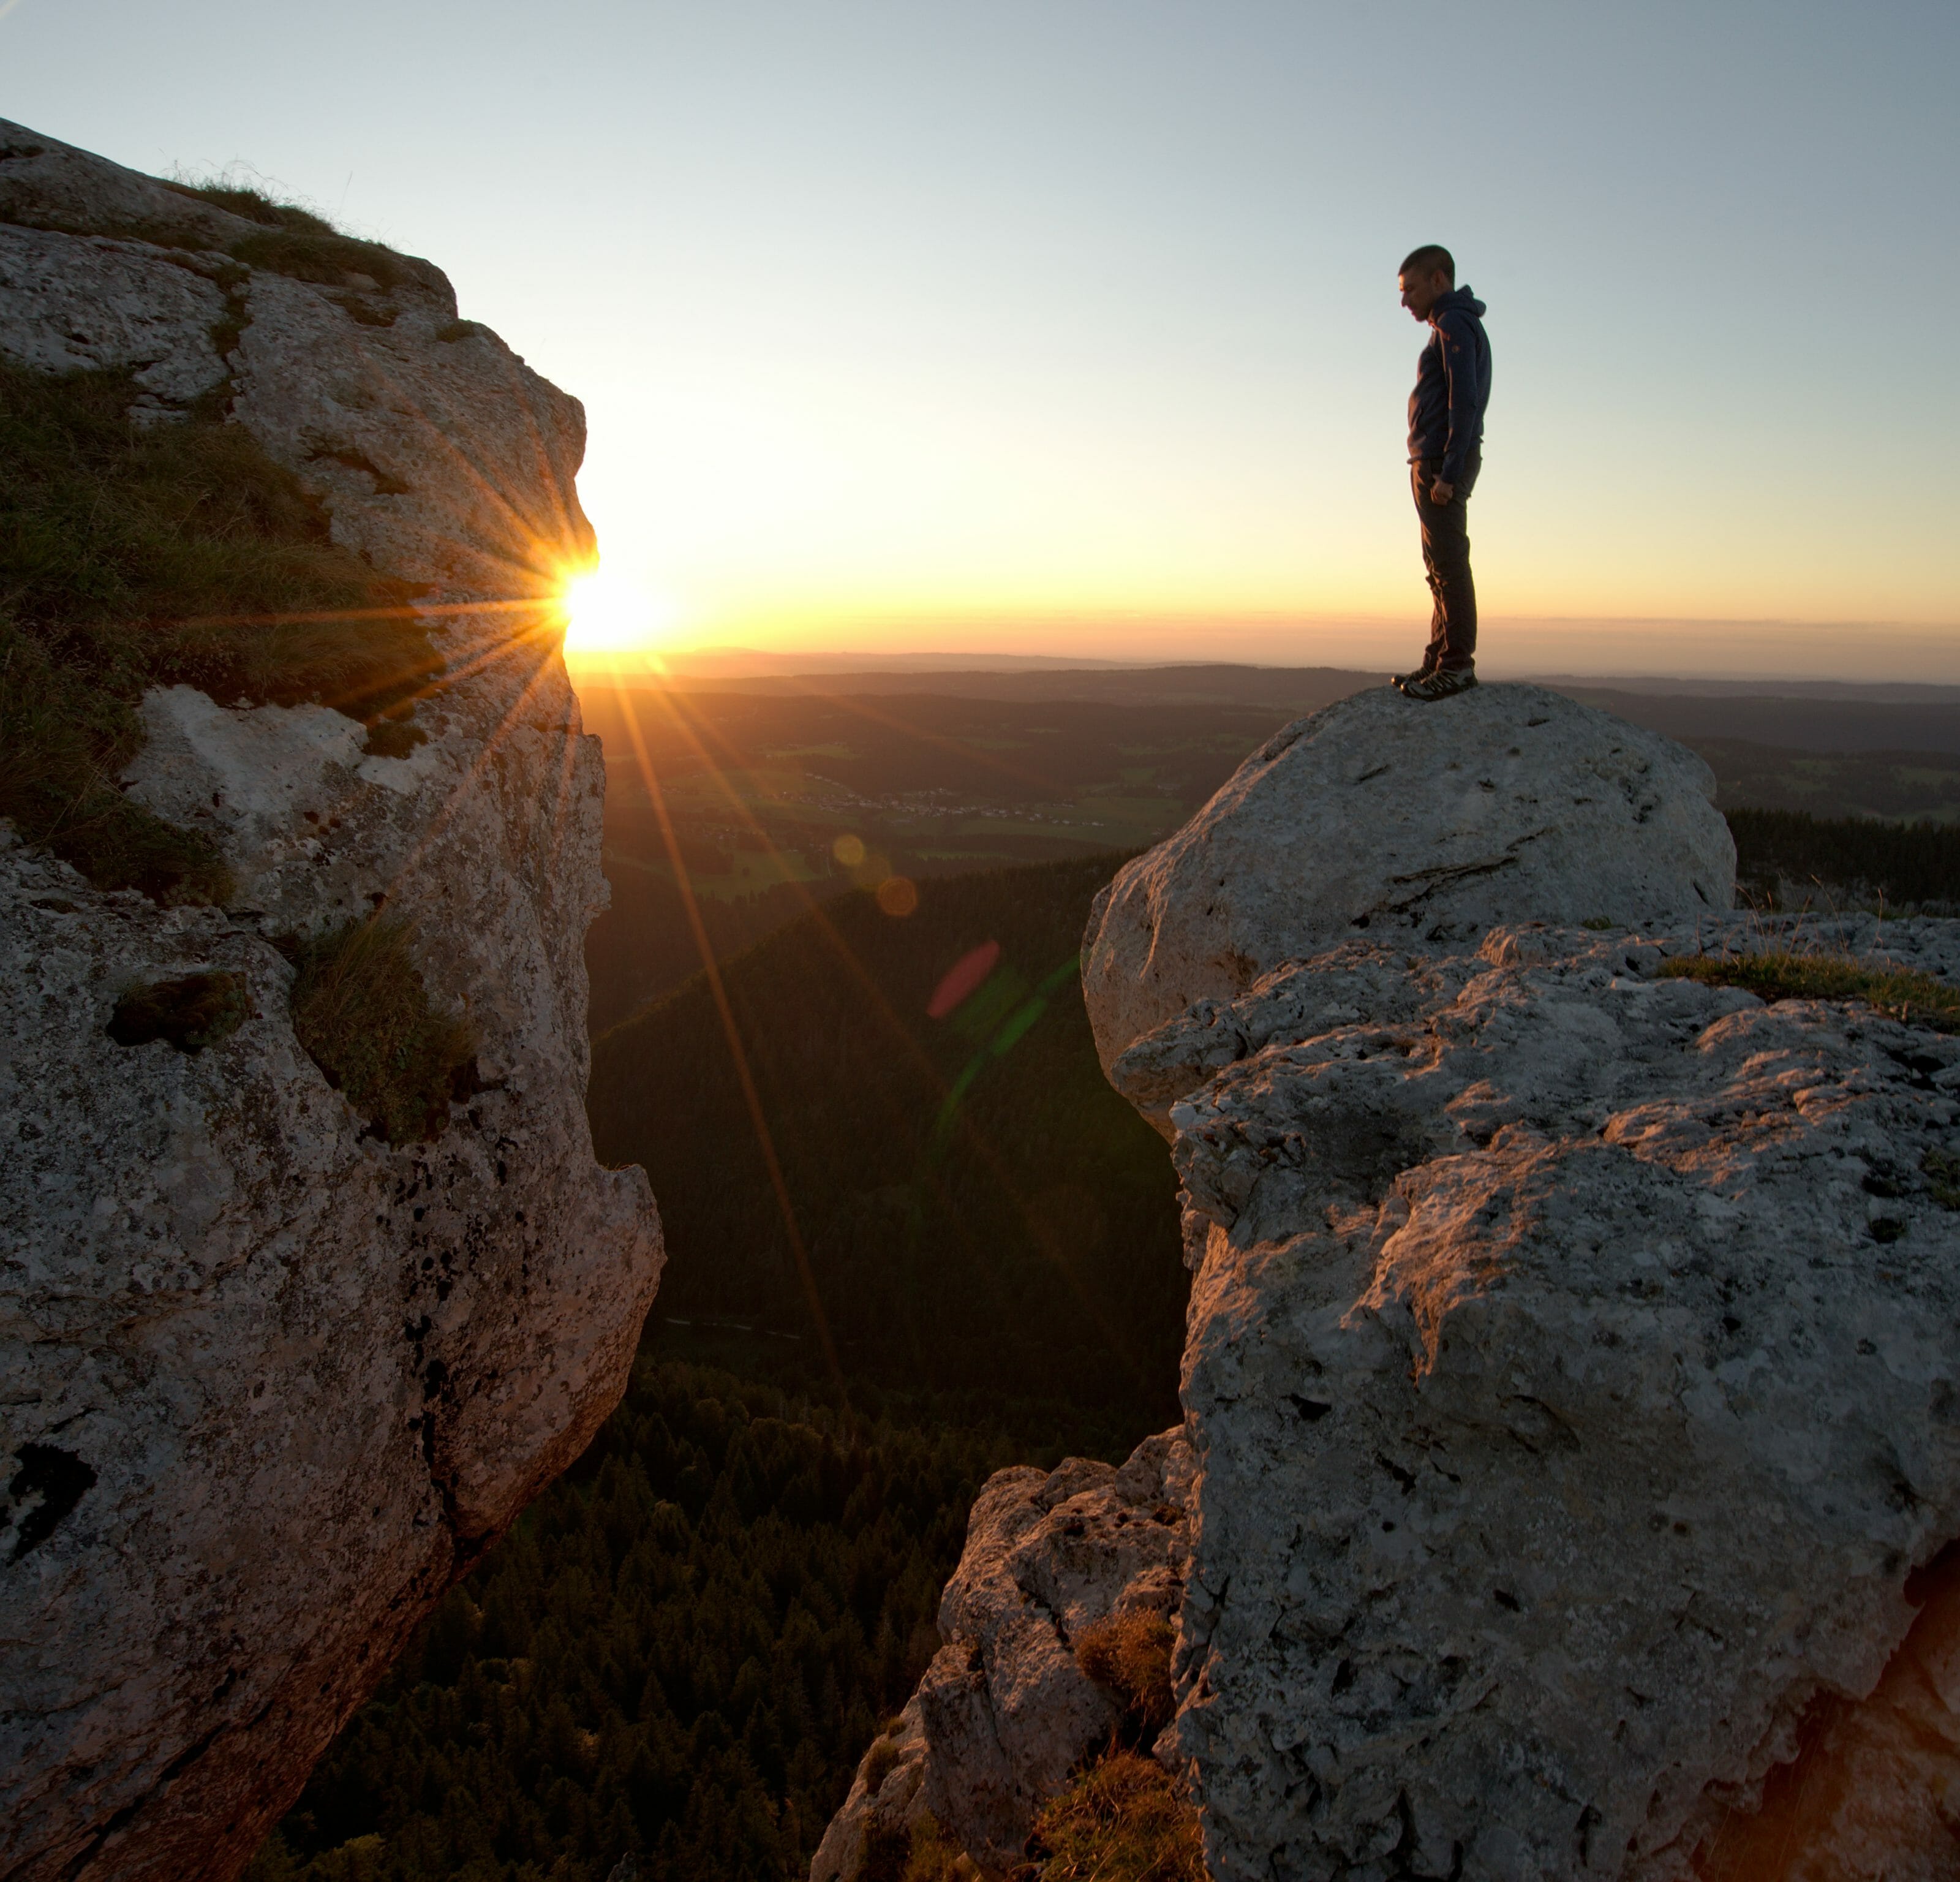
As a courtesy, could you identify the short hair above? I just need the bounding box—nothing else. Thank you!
[1399,244,1455,284]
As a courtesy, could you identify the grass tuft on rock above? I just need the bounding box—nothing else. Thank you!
[0,356,437,901]
[862,1731,903,1797]
[1076,1611,1177,1738]
[1658,951,1960,1033]
[853,1813,981,1882]
[287,917,475,1145]
[161,178,438,295]
[161,178,341,236]
[1019,1753,1204,1882]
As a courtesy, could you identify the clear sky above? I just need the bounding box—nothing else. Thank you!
[6,0,1957,676]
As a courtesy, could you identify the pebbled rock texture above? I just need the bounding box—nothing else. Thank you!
[0,123,660,1881]
[1082,682,1735,1121]
[1155,912,1960,1880]
[810,1430,1194,1881]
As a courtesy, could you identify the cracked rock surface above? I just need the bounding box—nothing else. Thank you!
[0,122,660,1882]
[1081,682,1735,1120]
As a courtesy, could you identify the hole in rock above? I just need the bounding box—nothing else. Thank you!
[107,971,248,1052]
[6,1443,97,1561]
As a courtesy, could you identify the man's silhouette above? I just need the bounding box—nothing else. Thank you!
[1394,244,1490,701]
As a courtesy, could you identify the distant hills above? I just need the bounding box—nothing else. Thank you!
[579,668,1960,1024]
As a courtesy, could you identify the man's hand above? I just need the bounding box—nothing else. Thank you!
[1430,478,1455,505]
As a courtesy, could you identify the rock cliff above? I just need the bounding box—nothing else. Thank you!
[826,683,1960,1880]
[0,123,662,1881]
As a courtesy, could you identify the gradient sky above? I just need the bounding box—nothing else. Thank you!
[6,0,1957,675]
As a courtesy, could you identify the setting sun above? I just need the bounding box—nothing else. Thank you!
[560,567,672,659]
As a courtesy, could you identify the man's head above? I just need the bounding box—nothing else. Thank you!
[1398,244,1455,322]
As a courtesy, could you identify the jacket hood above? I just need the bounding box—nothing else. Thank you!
[1434,285,1486,320]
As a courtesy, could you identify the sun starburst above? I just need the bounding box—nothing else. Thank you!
[560,567,672,657]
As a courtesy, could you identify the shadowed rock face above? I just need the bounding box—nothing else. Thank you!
[1082,682,1736,1123]
[0,123,660,1881]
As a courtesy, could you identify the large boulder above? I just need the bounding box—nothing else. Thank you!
[1146,913,1960,1881]
[1082,682,1734,1108]
[0,123,660,1881]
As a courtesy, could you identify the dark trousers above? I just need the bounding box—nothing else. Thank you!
[1412,450,1479,670]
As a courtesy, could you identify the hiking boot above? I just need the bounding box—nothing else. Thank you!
[1392,663,1436,692]
[1400,665,1478,703]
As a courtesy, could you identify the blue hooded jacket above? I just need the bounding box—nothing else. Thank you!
[1407,286,1490,486]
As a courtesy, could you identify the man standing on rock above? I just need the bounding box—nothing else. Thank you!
[1394,244,1490,702]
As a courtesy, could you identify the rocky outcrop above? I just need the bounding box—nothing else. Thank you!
[1081,682,1734,1119]
[812,1432,1194,1881]
[0,123,660,1881]
[1083,685,1960,1880]
[825,682,1960,1881]
[1158,908,1960,1880]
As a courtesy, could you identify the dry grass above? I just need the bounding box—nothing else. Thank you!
[1019,1753,1205,1882]
[1658,950,1960,1033]
[863,1732,904,1797]
[287,918,475,1145]
[1923,1149,1960,1209]
[900,1815,981,1881]
[1,357,436,901]
[851,1812,981,1882]
[162,178,438,295]
[1075,1611,1177,1737]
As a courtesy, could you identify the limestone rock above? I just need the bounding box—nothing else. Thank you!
[227,266,590,595]
[0,118,587,591]
[0,122,250,252]
[0,223,229,410]
[0,121,660,1882]
[810,1431,1194,1881]
[1153,912,1960,1880]
[1081,682,1735,1114]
